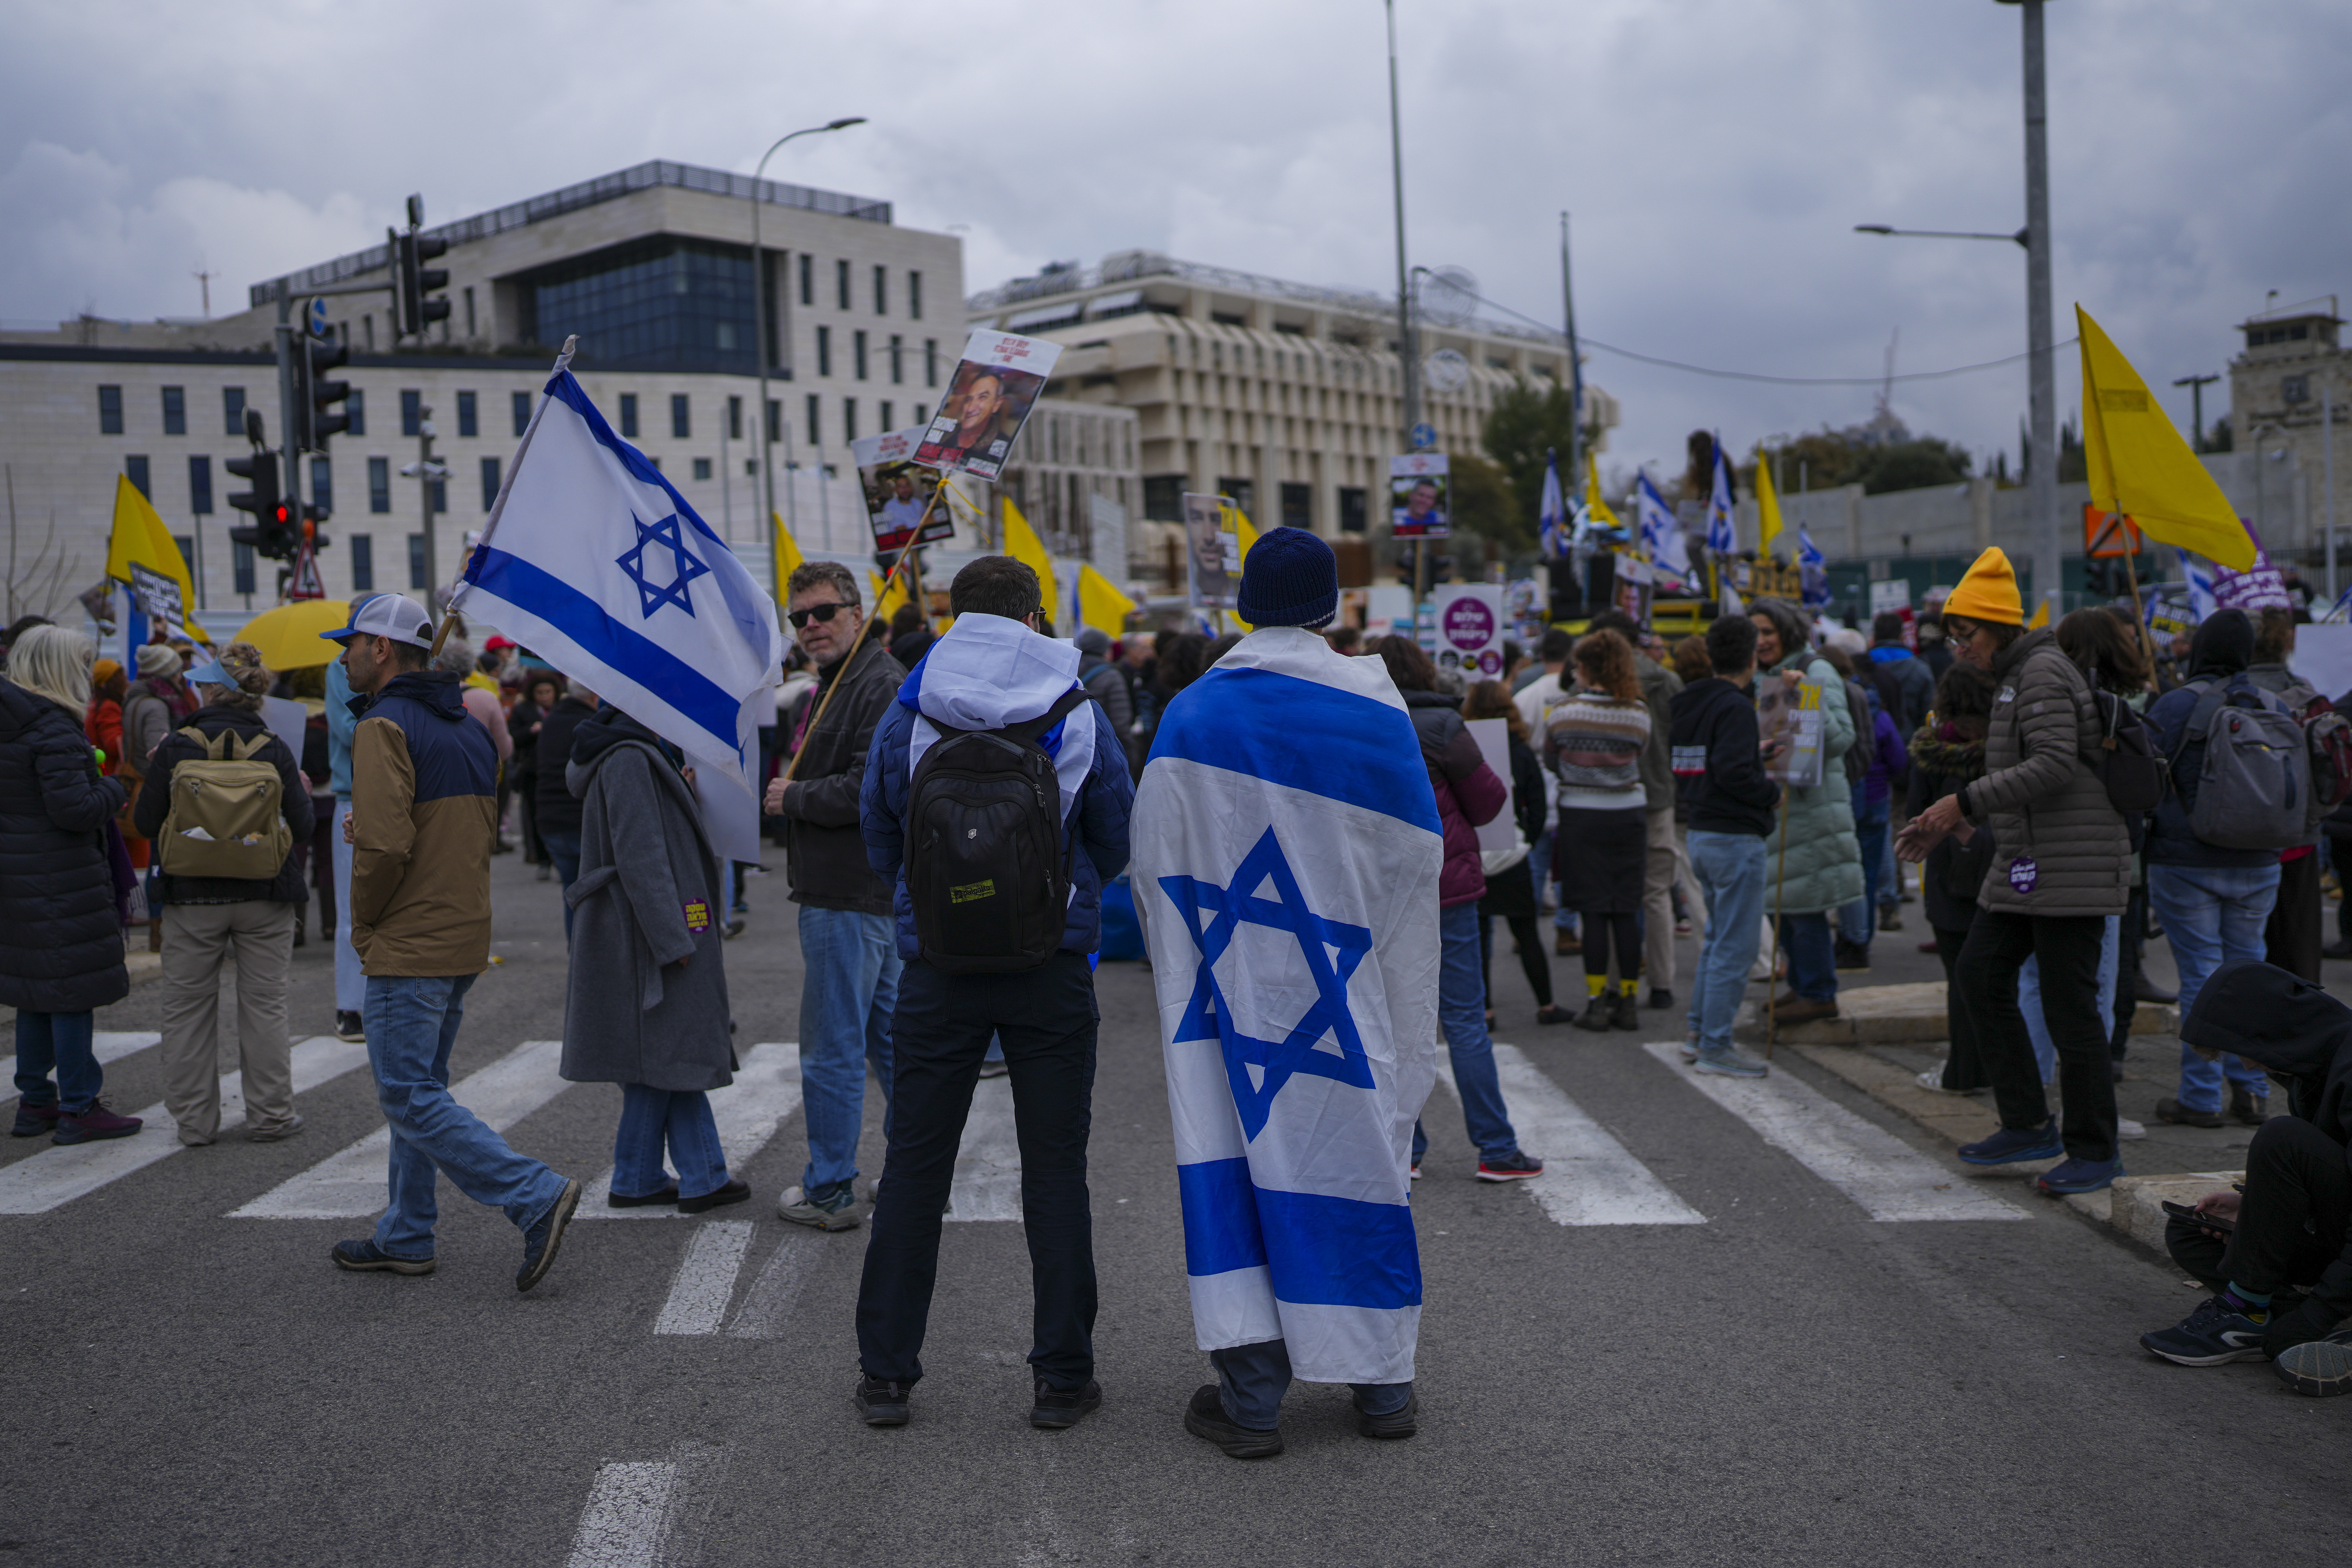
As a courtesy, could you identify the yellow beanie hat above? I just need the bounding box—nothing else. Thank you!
[1945,546,2023,626]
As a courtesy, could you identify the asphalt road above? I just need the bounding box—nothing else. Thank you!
[2,853,2343,1568]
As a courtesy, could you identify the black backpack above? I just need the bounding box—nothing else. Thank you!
[904,689,1089,974]
[2082,687,2166,816]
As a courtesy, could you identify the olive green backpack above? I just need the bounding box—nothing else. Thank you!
[157,726,289,879]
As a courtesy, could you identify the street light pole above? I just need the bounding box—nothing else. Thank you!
[750,117,866,595]
[2016,0,2059,626]
[1384,0,1425,616]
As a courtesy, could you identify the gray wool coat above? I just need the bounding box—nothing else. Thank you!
[558,736,735,1092]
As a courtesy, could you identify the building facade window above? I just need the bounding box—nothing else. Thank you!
[843,399,858,444]
[512,390,531,438]
[1143,474,1185,520]
[99,385,123,435]
[515,237,757,374]
[480,456,501,511]
[456,391,478,438]
[350,534,374,592]
[233,540,256,596]
[671,393,690,439]
[692,457,712,482]
[854,330,868,380]
[125,456,149,498]
[401,389,423,437]
[429,478,446,515]
[362,315,376,352]
[464,286,477,339]
[408,534,429,590]
[909,271,922,321]
[160,386,185,436]
[805,394,821,448]
[1338,487,1368,533]
[888,334,905,385]
[619,394,639,439]
[798,253,813,307]
[924,339,938,388]
[346,388,365,436]
[727,394,743,441]
[188,455,213,515]
[766,399,781,444]
[172,535,195,575]
[369,457,391,514]
[835,258,850,310]
[873,264,887,315]
[879,400,894,432]
[1281,482,1311,531]
[222,387,245,436]
[311,456,333,516]
[817,325,832,378]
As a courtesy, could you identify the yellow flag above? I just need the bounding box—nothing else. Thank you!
[2027,599,2050,630]
[1753,449,1784,557]
[1002,498,1061,628]
[771,511,805,603]
[2077,305,2255,570]
[1584,456,1622,533]
[868,569,908,626]
[106,475,208,641]
[1077,564,1135,638]
[1223,505,1261,632]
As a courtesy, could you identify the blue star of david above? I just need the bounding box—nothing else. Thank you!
[615,511,709,618]
[1160,826,1375,1141]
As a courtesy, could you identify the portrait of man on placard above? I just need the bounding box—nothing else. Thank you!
[1390,473,1449,537]
[914,335,1056,481]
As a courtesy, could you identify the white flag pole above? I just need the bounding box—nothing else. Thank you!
[429,334,577,657]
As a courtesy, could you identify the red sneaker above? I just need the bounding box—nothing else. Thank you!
[53,1101,143,1145]
[1476,1151,1544,1182]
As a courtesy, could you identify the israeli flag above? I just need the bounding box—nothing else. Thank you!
[1129,628,1442,1385]
[1537,450,1567,560]
[1636,470,1691,583]
[454,368,781,862]
[2177,546,2218,621]
[1798,523,1831,608]
[1706,438,1737,556]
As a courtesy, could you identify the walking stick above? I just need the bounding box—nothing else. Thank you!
[1765,782,1792,1060]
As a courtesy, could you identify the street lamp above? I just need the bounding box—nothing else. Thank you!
[750,116,866,588]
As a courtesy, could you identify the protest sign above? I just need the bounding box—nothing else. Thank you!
[2211,530,2292,611]
[127,562,185,628]
[1868,579,1912,617]
[1465,717,1519,855]
[2291,623,2352,702]
[1389,453,1450,539]
[915,330,1062,480]
[1433,584,1505,680]
[1757,677,1826,788]
[1183,492,1240,610]
[853,426,954,555]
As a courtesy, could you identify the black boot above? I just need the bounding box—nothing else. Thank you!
[1573,995,1613,1033]
[1610,990,1641,1031]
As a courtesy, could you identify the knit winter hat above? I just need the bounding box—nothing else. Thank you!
[1945,546,2023,626]
[1235,526,1339,628]
[134,643,180,678]
[91,658,122,685]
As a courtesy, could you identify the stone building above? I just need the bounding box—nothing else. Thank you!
[2224,299,2350,564]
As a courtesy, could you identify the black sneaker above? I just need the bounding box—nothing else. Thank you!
[1030,1377,1103,1430]
[854,1375,913,1427]
[516,1177,581,1292]
[1355,1389,1419,1440]
[2229,1085,2270,1127]
[333,1010,365,1042]
[1183,1384,1281,1458]
[1477,1150,1544,1182]
[10,1101,59,1139]
[1646,987,1675,1010]
[2155,1097,2225,1130]
[678,1178,752,1215]
[331,1238,435,1276]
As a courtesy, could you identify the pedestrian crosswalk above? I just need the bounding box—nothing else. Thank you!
[1434,1043,1706,1226]
[580,1044,802,1218]
[948,1075,1024,1222]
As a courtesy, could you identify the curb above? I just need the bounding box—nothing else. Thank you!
[1735,981,2175,1048]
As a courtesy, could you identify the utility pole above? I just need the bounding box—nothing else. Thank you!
[2172,372,2220,453]
[193,266,217,319]
[1560,212,1583,499]
[2006,0,2061,624]
[2326,383,2340,604]
[1384,0,1424,619]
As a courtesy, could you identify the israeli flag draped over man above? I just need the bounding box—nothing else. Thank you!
[1129,537,1442,1387]
[452,356,782,863]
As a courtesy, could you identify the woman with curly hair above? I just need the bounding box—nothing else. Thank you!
[1544,629,1652,1031]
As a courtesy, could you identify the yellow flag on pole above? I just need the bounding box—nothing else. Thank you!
[1753,448,1785,558]
[1077,564,1135,638]
[2026,599,2050,630]
[771,511,805,603]
[1584,456,1622,533]
[1002,498,1060,628]
[868,570,908,626]
[2077,305,2255,570]
[106,475,208,641]
[1222,505,1262,631]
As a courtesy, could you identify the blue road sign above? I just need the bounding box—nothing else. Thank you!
[1409,422,1437,451]
[307,298,329,336]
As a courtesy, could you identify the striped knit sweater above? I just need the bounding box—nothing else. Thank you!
[1544,689,1650,812]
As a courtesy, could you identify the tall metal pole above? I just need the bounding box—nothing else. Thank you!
[1560,212,1583,497]
[1385,0,1423,621]
[2019,0,2060,623]
[2325,383,2338,604]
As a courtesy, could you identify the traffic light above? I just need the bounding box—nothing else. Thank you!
[302,502,332,555]
[292,332,351,450]
[225,445,286,558]
[391,218,450,340]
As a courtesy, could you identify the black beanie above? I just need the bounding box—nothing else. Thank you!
[1235,527,1339,628]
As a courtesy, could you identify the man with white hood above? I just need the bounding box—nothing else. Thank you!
[852,555,1135,1432]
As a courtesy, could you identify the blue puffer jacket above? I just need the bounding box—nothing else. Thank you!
[860,614,1135,961]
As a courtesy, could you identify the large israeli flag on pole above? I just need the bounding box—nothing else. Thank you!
[1537,450,1567,560]
[1129,628,1441,1384]
[453,365,781,862]
[1706,438,1737,556]
[1636,470,1691,582]
[2177,546,2219,621]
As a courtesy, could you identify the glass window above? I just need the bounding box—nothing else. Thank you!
[99,385,123,435]
[805,394,820,447]
[766,399,781,444]
[844,399,858,444]
[369,457,391,514]
[619,394,639,439]
[880,400,894,432]
[727,394,742,441]
[464,286,477,339]
[408,534,429,590]
[909,271,923,321]
[512,390,531,437]
[160,386,185,436]
[456,391,478,438]
[429,478,446,515]
[188,455,213,515]
[671,394,690,439]
[873,264,887,315]
[516,237,756,374]
[835,258,850,310]
[311,455,333,516]
[480,456,501,511]
[125,455,149,498]
[350,534,374,593]
[401,389,422,437]
[346,388,365,437]
[925,339,938,388]
[692,457,713,482]
[233,540,256,596]
[223,387,246,437]
[798,253,813,307]
[854,330,868,380]
[889,334,904,385]
[817,325,832,378]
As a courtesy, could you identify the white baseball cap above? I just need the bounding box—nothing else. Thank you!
[320,592,435,649]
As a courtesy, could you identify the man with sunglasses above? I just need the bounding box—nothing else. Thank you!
[765,562,907,1230]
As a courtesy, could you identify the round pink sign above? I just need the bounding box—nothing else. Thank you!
[1442,598,1495,651]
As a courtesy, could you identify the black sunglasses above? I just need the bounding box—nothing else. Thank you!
[788,602,855,630]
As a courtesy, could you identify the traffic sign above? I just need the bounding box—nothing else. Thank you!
[307,297,329,337]
[1409,421,1437,451]
[2083,505,2142,558]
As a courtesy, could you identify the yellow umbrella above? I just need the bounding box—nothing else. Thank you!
[231,599,353,670]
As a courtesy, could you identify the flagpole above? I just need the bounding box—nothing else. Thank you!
[429,335,578,659]
[2116,526,2160,692]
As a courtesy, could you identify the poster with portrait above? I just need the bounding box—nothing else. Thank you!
[1433,583,1505,680]
[1757,677,1826,789]
[915,329,1065,481]
[853,426,954,555]
[1389,452,1450,539]
[1183,492,1241,610]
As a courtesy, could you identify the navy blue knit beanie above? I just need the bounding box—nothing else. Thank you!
[1236,527,1339,628]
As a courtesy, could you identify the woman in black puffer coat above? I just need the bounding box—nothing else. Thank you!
[0,625,140,1145]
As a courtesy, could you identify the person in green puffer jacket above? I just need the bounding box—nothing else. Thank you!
[1749,598,1862,1026]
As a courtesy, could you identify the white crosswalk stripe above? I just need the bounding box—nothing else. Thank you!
[230,1039,568,1219]
[93,1031,163,1066]
[0,1037,364,1215]
[1432,1042,1706,1225]
[948,1074,1023,1222]
[651,1220,756,1335]
[727,1233,825,1339]
[580,1043,803,1218]
[1641,1042,2026,1222]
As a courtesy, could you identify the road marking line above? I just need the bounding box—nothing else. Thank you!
[948,1073,1022,1222]
[1641,1041,2026,1222]
[565,1460,675,1567]
[652,1220,755,1335]
[1432,1043,1706,1225]
[93,1031,162,1066]
[727,1232,824,1338]
[581,1043,802,1218]
[230,1039,566,1219]
[0,1037,362,1215]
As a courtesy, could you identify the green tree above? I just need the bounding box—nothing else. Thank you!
[1481,377,1588,525]
[1749,426,1973,496]
[1447,452,1527,562]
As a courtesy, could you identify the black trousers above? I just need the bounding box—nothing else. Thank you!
[1958,908,2119,1162]
[1481,914,1554,1008]
[1580,910,1641,981]
[1932,923,1990,1091]
[2166,1115,2352,1302]
[2266,850,2323,984]
[855,953,1099,1389]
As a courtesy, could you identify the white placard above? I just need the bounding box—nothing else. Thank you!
[2291,622,2352,701]
[1465,715,1519,854]
[259,695,310,766]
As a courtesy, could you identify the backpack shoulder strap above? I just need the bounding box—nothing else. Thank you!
[231,729,272,762]
[1001,689,1089,748]
[2183,678,2234,742]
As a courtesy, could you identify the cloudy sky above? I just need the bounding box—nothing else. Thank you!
[5,0,2345,483]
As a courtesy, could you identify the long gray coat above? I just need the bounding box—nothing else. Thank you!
[558,732,735,1092]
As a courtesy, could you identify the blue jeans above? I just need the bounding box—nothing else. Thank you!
[364,972,569,1258]
[2147,862,2279,1113]
[541,828,582,939]
[1211,1339,1409,1429]
[613,1084,727,1200]
[2019,915,2118,1083]
[1778,912,1837,1002]
[1687,831,1767,1054]
[797,905,901,1193]
[14,1010,101,1114]
[1839,797,1890,946]
[1532,826,1576,934]
[1413,902,1521,1162]
[332,800,363,1012]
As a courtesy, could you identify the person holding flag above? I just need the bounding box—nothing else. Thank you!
[1131,527,1440,1456]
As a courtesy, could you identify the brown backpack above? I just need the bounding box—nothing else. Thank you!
[157,726,290,879]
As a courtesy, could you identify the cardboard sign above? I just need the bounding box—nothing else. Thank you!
[916,330,1064,480]
[1757,677,1826,789]
[853,426,954,555]
[1465,716,1518,854]
[127,562,184,628]
[1433,584,1505,680]
[1183,493,1240,610]
[1389,453,1450,539]
[1868,579,1912,616]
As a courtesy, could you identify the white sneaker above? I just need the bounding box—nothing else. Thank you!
[1914,1069,1984,1096]
[2116,1117,2148,1141]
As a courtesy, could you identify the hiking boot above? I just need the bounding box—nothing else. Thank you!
[1610,991,1641,1031]
[1030,1377,1103,1430]
[2273,1331,2352,1398]
[1184,1384,1282,1459]
[1355,1389,1419,1440]
[1476,1150,1544,1182]
[52,1101,142,1145]
[2229,1085,2270,1126]
[1771,996,1837,1027]
[854,1375,913,1427]
[516,1177,581,1292]
[1695,1045,1770,1079]
[678,1177,751,1215]
[2035,1156,2123,1195]
[11,1101,60,1139]
[333,1010,365,1042]
[1572,996,1613,1033]
[2141,1294,2270,1366]
[1958,1119,2063,1165]
[778,1181,866,1231]
[2155,1097,2224,1130]
[1554,931,1581,956]
[331,1238,435,1276]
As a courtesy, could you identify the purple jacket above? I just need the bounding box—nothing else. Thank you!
[1404,690,1508,908]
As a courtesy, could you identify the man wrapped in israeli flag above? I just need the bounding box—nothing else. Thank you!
[1129,526,1441,1458]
